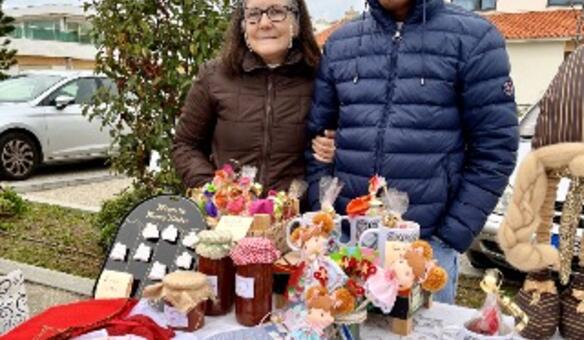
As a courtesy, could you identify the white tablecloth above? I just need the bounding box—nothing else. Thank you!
[78,301,562,340]
[174,302,517,340]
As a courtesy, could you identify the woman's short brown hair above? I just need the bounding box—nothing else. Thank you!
[221,0,321,76]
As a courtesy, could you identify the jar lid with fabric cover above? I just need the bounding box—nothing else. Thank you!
[143,271,215,313]
[196,230,233,260]
[230,237,280,266]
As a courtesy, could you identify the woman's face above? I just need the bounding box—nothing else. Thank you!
[243,0,297,65]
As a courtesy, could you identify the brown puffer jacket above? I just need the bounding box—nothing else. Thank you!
[172,49,314,191]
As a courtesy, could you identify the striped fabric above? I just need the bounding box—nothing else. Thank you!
[533,45,584,148]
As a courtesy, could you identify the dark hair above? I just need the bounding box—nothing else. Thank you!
[221,0,321,76]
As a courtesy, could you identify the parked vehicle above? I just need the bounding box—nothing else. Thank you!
[0,70,117,180]
[467,102,583,271]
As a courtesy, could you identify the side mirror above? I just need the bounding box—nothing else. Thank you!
[55,95,75,109]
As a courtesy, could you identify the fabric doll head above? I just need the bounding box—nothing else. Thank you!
[306,294,336,332]
[390,258,415,292]
[384,241,410,268]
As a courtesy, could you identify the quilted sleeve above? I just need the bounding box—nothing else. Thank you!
[305,44,339,210]
[436,26,519,252]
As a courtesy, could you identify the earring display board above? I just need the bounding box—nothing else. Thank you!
[93,195,208,298]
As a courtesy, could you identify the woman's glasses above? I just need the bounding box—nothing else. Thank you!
[244,5,297,24]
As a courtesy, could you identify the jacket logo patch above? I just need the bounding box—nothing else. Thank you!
[503,79,514,97]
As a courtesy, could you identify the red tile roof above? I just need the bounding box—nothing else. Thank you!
[485,9,581,40]
[315,20,349,47]
[314,9,583,46]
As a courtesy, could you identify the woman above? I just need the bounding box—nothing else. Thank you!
[172,0,332,192]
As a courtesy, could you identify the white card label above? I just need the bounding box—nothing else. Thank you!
[164,304,189,328]
[207,275,218,296]
[235,274,254,299]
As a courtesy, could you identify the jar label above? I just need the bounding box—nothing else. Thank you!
[235,274,254,299]
[207,275,218,296]
[164,304,188,328]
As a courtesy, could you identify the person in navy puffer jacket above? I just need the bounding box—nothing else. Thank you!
[307,0,519,304]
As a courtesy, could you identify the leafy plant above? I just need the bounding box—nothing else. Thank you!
[84,0,233,192]
[0,0,17,79]
[93,185,156,250]
[0,186,28,217]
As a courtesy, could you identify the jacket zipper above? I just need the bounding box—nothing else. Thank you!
[375,25,404,174]
[259,72,274,188]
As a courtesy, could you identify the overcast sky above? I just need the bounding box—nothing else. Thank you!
[3,0,366,21]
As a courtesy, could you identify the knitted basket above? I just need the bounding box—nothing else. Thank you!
[560,272,584,339]
[514,270,560,339]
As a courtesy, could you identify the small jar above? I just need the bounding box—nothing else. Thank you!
[230,237,280,326]
[196,230,235,316]
[143,271,214,332]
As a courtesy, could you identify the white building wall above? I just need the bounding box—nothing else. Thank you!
[506,40,566,106]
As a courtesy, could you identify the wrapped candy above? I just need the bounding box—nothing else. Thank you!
[381,187,409,228]
[347,175,387,217]
[319,177,344,214]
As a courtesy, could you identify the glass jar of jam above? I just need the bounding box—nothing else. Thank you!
[143,271,214,332]
[230,237,280,326]
[196,230,235,316]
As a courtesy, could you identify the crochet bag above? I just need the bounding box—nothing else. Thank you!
[513,270,559,339]
[560,271,584,339]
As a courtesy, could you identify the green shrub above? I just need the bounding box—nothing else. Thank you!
[0,187,28,217]
[94,184,159,250]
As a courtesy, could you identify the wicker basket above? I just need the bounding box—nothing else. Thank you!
[514,270,559,339]
[560,271,584,339]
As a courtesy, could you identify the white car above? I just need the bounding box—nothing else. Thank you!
[467,103,582,270]
[0,70,116,180]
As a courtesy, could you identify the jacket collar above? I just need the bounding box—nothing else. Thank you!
[242,47,304,73]
[367,0,444,29]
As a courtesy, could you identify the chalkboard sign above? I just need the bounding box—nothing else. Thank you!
[93,195,208,298]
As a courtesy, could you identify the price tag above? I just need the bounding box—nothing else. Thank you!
[207,275,218,296]
[164,304,189,328]
[236,274,255,299]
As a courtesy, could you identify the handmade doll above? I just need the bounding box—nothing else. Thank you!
[288,285,354,340]
[390,258,415,294]
[287,213,348,302]
[291,213,335,262]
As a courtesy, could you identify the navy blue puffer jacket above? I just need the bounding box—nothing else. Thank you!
[306,0,519,252]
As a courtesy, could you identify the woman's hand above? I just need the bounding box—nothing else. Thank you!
[312,130,336,163]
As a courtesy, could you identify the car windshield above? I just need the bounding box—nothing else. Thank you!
[0,74,64,102]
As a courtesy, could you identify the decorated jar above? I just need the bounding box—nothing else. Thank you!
[230,237,280,326]
[143,271,214,332]
[196,230,235,316]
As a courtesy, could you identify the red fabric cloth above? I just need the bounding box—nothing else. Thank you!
[1,298,174,340]
[106,315,174,340]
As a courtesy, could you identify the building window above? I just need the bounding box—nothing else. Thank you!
[453,0,497,11]
[548,0,583,5]
[8,19,93,45]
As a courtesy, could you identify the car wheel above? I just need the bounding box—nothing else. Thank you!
[0,132,40,180]
[466,250,495,269]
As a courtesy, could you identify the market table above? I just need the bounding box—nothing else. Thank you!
[74,301,522,340]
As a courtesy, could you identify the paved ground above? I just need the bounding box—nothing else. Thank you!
[1,158,132,212]
[22,177,133,212]
[26,282,88,316]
